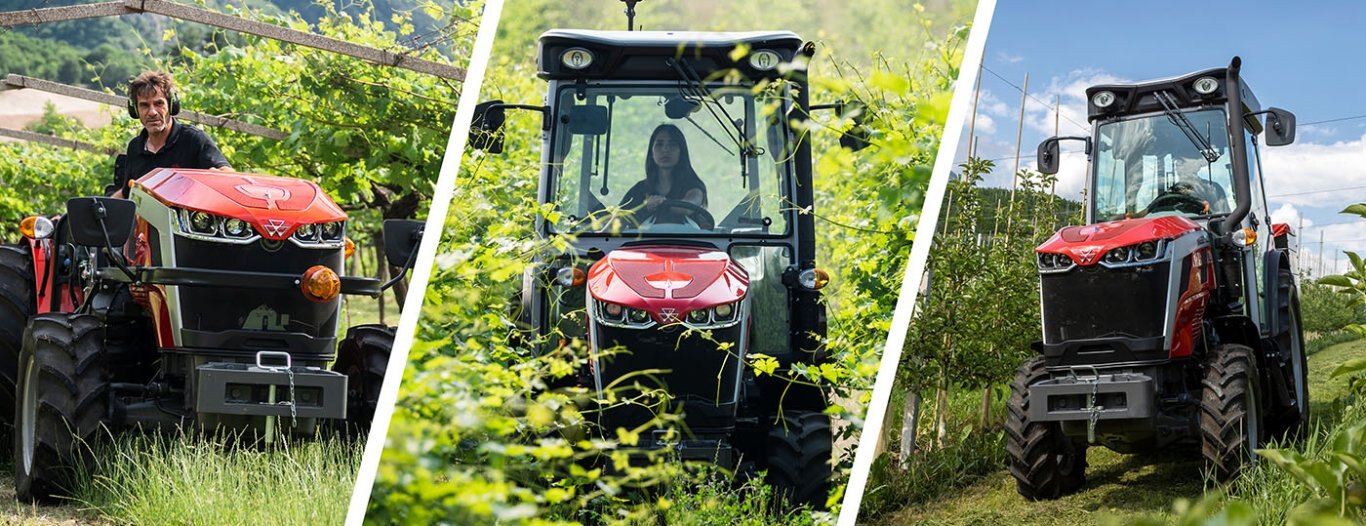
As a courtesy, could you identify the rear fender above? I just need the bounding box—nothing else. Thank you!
[1262,249,1292,339]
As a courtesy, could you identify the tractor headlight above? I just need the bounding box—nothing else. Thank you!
[1036,252,1076,273]
[223,218,251,238]
[294,223,317,242]
[593,298,656,329]
[189,211,217,235]
[320,221,344,241]
[1103,247,1131,265]
[681,302,742,329]
[175,208,259,244]
[1098,239,1170,268]
[288,222,346,249]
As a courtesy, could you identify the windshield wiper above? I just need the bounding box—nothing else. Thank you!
[1155,91,1220,163]
[666,58,758,160]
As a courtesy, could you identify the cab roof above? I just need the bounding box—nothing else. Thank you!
[1085,64,1263,132]
[537,29,806,81]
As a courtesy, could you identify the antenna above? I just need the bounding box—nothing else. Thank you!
[620,0,643,31]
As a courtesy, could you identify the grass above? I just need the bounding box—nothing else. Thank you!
[861,337,1366,525]
[71,432,363,525]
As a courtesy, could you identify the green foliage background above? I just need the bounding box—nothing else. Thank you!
[369,0,976,523]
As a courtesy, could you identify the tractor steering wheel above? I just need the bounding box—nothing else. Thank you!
[643,199,715,231]
[1146,192,1208,215]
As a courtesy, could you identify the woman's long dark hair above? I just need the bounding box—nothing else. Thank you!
[645,123,707,205]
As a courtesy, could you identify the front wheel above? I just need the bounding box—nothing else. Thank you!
[0,244,37,430]
[763,411,832,508]
[332,324,393,438]
[1199,343,1262,482]
[1006,356,1087,500]
[15,313,109,502]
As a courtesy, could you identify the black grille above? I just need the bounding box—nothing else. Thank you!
[1041,262,1170,343]
[173,237,341,343]
[595,323,743,432]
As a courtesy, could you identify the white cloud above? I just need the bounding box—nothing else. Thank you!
[972,114,997,135]
[1021,69,1128,139]
[1260,134,1366,207]
[1270,203,1313,230]
[996,51,1024,64]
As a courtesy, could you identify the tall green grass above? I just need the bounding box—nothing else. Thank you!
[1306,330,1360,356]
[71,432,362,525]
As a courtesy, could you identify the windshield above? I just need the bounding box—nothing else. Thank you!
[1093,109,1238,222]
[547,84,792,237]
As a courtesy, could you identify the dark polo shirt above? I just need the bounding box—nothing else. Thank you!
[116,120,230,192]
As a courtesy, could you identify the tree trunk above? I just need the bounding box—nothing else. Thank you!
[935,365,949,448]
[900,391,921,469]
[375,239,388,325]
[980,384,992,429]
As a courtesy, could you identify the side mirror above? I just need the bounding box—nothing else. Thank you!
[66,197,136,247]
[566,104,609,135]
[470,100,506,154]
[1037,138,1061,175]
[382,219,424,269]
[1264,107,1296,146]
[838,101,871,152]
[1036,135,1092,175]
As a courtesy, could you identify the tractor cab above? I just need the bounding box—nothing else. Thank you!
[1010,58,1308,500]
[470,29,839,507]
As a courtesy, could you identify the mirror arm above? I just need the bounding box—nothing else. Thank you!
[491,103,550,130]
[380,230,423,292]
[92,201,138,283]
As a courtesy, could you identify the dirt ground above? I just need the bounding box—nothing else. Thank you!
[0,90,113,142]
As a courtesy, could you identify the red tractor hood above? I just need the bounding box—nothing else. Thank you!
[587,246,748,321]
[134,168,346,240]
[1037,216,1202,266]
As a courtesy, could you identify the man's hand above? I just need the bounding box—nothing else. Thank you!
[210,165,234,172]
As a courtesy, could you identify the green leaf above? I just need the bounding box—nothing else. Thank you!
[1331,358,1366,378]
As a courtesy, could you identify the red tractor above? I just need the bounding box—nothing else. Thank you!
[0,167,422,501]
[469,30,865,506]
[1009,57,1308,499]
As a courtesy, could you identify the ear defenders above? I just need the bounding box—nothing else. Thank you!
[127,88,181,119]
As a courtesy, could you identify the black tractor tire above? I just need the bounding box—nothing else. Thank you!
[0,244,36,429]
[1006,356,1088,500]
[1200,343,1262,482]
[764,411,832,508]
[332,324,393,438]
[14,313,110,502]
[1269,267,1309,442]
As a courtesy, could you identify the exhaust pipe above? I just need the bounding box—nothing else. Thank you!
[1221,56,1252,237]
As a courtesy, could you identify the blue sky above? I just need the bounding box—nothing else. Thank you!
[958,1,1366,276]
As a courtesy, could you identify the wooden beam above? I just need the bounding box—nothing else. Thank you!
[0,0,465,81]
[0,128,117,155]
[3,74,288,140]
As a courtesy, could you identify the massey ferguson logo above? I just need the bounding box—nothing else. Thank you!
[262,219,289,237]
[659,308,679,323]
[1077,247,1099,264]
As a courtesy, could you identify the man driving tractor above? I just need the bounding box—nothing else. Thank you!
[111,71,232,198]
